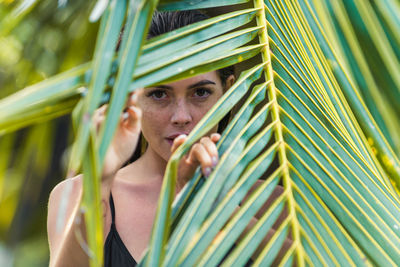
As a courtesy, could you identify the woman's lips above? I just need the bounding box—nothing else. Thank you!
[165,133,188,146]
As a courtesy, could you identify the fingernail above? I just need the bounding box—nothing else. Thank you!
[178,134,187,139]
[204,167,212,177]
[211,133,220,140]
[212,156,218,167]
[131,93,138,102]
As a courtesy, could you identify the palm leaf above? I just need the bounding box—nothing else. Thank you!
[0,8,259,133]
[145,0,400,266]
[157,0,250,11]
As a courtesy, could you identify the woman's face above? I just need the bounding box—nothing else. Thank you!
[138,71,232,161]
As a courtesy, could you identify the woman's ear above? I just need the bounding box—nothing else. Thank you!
[225,75,236,90]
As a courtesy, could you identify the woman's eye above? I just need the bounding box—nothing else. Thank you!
[193,88,211,98]
[148,90,167,100]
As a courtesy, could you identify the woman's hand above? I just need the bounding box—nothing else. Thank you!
[171,133,221,192]
[93,91,142,181]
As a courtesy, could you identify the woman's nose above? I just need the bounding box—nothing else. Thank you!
[171,100,192,126]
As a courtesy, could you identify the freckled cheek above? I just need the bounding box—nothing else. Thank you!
[140,106,168,142]
[191,103,216,124]
[191,99,221,133]
[191,110,206,125]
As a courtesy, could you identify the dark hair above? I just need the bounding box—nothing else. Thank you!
[148,10,235,85]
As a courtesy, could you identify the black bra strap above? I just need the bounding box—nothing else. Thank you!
[109,193,116,223]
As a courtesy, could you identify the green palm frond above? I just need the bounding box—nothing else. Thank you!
[0,0,399,266]
[147,0,400,266]
[305,0,400,185]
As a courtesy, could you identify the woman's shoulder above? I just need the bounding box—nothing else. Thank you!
[47,175,83,232]
[47,174,83,256]
[49,174,83,204]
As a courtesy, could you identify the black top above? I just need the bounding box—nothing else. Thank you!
[104,193,137,267]
[103,193,253,266]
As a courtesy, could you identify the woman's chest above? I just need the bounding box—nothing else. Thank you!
[111,185,161,261]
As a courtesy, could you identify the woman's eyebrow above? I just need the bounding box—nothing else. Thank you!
[188,80,216,89]
[152,85,173,90]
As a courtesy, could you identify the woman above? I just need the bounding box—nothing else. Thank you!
[47,10,238,266]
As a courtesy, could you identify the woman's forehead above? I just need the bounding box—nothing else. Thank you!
[153,71,221,89]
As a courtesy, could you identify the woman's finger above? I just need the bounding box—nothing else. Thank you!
[94,115,105,133]
[93,105,107,125]
[127,89,142,107]
[171,134,187,153]
[186,143,213,177]
[125,106,142,132]
[124,91,135,108]
[92,105,108,134]
[210,133,221,143]
[199,137,219,167]
[95,104,108,116]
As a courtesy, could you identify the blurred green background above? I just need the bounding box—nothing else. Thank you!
[0,1,98,266]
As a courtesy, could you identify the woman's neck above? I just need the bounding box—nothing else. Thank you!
[119,145,167,184]
[141,146,168,174]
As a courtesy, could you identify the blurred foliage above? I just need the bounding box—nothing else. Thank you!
[0,1,98,266]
